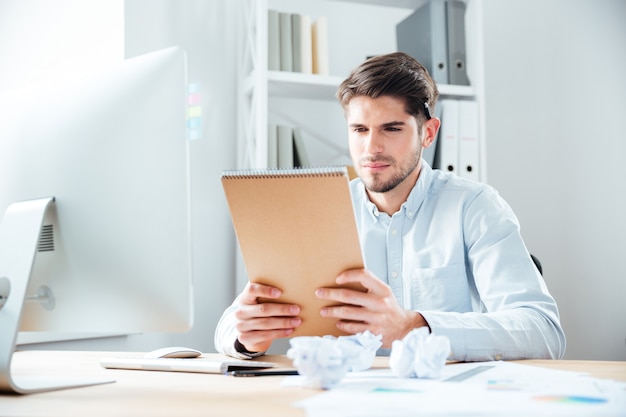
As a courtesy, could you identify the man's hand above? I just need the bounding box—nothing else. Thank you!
[315,269,428,347]
[234,282,302,353]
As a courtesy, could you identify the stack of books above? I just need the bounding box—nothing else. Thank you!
[267,124,310,169]
[268,10,329,75]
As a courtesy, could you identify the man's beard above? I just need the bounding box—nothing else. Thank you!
[360,149,421,193]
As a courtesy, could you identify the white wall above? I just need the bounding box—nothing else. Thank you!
[119,0,239,352]
[482,0,626,360]
[1,0,238,353]
[0,0,124,90]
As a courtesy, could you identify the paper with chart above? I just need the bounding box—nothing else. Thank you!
[291,361,626,416]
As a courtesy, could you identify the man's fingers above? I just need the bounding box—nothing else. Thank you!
[238,328,295,353]
[236,316,302,333]
[336,268,387,293]
[235,302,300,320]
[241,282,282,304]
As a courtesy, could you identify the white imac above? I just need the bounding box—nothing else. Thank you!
[0,47,193,394]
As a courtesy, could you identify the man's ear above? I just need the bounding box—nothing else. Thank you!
[422,117,441,148]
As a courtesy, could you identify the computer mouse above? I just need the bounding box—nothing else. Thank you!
[144,346,202,359]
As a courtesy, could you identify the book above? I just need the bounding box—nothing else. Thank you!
[292,127,311,167]
[277,124,293,168]
[267,9,280,71]
[292,14,312,74]
[221,167,365,337]
[267,123,278,169]
[312,16,329,75]
[299,15,313,74]
[291,13,302,72]
[279,12,293,72]
[291,14,303,73]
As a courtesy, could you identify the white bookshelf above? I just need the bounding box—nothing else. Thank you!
[237,0,487,182]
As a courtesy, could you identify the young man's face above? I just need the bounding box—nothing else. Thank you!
[346,95,424,194]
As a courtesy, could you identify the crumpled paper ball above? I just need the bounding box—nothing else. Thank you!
[287,331,382,389]
[335,330,382,372]
[389,327,451,379]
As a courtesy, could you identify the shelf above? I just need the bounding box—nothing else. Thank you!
[334,0,430,9]
[238,0,485,180]
[268,71,344,100]
[437,83,476,98]
[244,70,476,101]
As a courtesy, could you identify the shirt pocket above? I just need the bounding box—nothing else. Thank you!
[409,264,470,312]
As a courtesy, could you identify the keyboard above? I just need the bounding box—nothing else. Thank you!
[100,356,276,374]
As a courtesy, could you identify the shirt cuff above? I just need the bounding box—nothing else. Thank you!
[234,339,266,359]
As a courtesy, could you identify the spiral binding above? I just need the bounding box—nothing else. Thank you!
[221,166,348,179]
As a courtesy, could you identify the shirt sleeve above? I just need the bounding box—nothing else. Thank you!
[421,186,566,362]
[213,295,267,360]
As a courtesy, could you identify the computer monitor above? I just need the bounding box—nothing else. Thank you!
[0,46,193,394]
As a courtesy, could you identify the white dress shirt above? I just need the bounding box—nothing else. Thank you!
[215,162,566,361]
[352,162,565,360]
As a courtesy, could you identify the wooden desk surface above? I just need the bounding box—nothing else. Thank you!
[2,351,625,417]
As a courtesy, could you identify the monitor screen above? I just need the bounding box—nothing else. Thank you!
[0,46,193,393]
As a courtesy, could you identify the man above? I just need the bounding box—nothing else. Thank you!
[215,52,566,361]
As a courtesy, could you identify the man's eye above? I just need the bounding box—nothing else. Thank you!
[385,127,401,132]
[353,127,367,133]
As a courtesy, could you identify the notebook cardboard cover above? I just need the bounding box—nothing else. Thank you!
[221,167,364,337]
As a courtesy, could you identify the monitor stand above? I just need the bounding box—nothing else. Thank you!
[0,197,114,394]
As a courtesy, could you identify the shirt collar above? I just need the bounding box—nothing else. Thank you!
[358,159,434,222]
[402,160,433,219]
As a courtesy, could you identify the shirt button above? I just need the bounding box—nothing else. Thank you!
[391,271,399,278]
[391,229,398,235]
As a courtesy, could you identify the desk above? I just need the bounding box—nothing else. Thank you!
[1,351,625,417]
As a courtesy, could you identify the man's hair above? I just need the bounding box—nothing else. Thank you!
[336,52,439,124]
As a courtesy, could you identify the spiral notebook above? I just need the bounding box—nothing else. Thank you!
[221,167,364,337]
